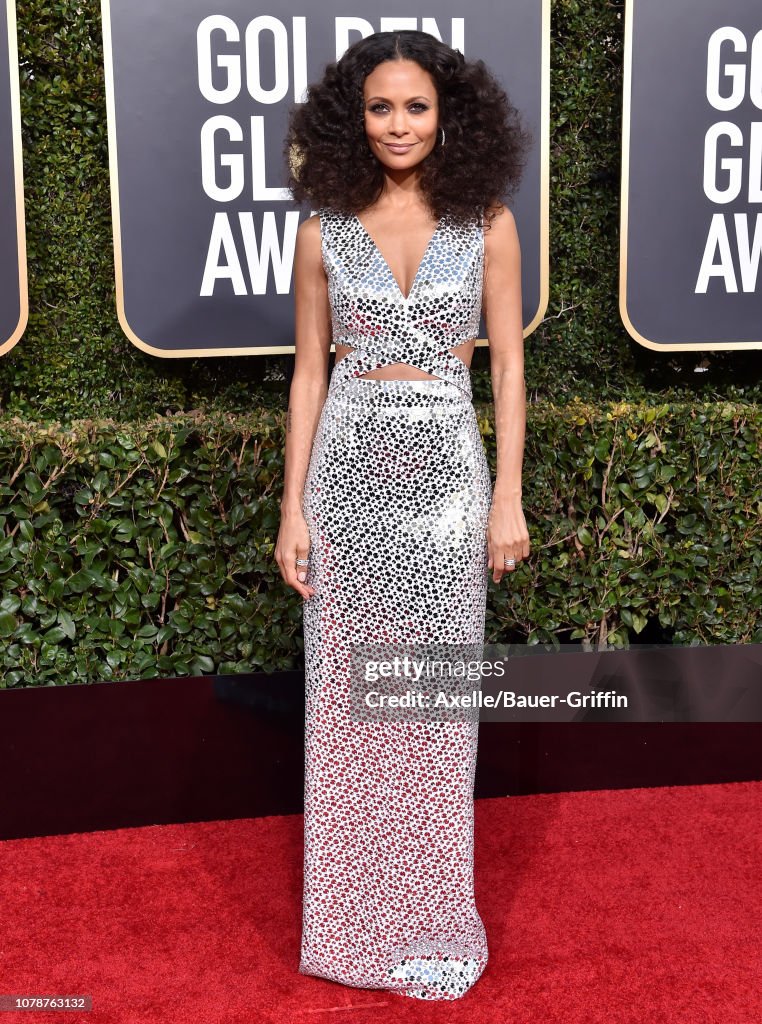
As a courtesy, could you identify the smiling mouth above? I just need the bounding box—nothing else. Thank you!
[384,142,415,151]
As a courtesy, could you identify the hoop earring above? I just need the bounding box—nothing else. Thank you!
[439,126,446,147]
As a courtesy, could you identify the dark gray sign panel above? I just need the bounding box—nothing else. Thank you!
[0,1,27,357]
[621,0,762,350]
[102,2,548,356]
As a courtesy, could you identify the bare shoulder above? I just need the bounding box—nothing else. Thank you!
[297,211,323,247]
[295,212,325,270]
[482,203,520,265]
[483,203,517,242]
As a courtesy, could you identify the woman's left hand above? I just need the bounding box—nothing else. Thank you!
[487,494,530,584]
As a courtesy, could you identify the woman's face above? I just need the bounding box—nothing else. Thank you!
[362,59,439,170]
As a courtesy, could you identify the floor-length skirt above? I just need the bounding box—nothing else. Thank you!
[300,376,492,1000]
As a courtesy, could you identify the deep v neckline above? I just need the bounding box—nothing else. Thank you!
[353,213,444,302]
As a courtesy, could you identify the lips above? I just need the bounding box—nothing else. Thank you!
[384,143,414,152]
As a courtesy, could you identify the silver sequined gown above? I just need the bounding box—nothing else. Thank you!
[299,207,492,1000]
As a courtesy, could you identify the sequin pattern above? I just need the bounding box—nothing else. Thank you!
[299,208,492,1000]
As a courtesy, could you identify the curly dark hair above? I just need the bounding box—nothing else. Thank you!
[284,30,533,228]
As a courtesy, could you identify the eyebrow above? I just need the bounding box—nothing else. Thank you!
[365,95,432,103]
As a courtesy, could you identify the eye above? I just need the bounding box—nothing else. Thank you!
[366,102,430,114]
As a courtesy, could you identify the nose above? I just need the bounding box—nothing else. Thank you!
[389,109,409,136]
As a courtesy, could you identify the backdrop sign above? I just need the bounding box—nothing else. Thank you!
[0,0,27,357]
[102,1,548,356]
[621,0,762,350]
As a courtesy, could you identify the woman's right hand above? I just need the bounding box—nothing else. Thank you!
[275,508,317,600]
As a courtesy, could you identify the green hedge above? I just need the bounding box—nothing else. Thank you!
[0,0,759,422]
[0,403,758,688]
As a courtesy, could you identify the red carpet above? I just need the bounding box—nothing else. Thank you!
[1,781,759,1023]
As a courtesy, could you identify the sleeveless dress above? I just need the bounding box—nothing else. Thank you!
[299,207,492,1000]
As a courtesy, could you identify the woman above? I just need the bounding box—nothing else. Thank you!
[276,30,531,1000]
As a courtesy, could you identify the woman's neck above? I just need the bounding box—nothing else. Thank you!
[376,167,424,206]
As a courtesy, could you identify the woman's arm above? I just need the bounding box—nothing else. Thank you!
[482,203,531,583]
[276,213,332,598]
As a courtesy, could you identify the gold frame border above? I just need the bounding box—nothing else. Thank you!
[619,0,762,351]
[0,0,29,356]
[102,0,550,357]
[523,0,550,341]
